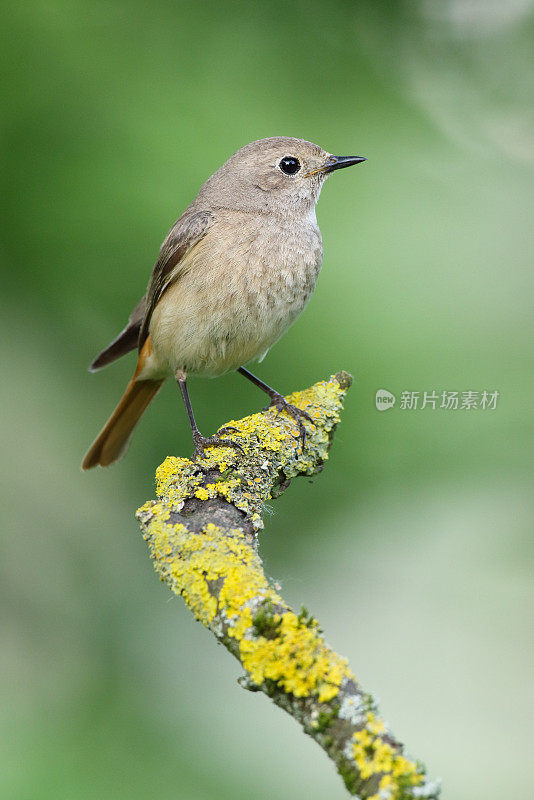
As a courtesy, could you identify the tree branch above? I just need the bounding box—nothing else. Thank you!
[136,372,440,799]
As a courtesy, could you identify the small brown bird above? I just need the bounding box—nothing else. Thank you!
[82,137,365,469]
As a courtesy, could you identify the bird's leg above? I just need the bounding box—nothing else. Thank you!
[176,375,244,458]
[237,366,313,446]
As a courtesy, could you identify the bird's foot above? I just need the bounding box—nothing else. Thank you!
[192,430,244,460]
[265,394,313,446]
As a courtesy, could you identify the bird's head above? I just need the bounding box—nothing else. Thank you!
[197,137,366,217]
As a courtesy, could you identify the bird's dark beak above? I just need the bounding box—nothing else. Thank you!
[322,155,366,173]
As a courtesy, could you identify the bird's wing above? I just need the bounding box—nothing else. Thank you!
[89,210,212,371]
[89,296,147,371]
[138,209,213,348]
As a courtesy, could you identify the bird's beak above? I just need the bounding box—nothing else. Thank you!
[322,155,366,173]
[305,155,366,178]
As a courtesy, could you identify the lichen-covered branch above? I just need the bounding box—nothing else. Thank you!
[136,372,440,800]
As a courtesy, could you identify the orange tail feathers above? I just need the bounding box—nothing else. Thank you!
[82,377,164,469]
[82,338,164,469]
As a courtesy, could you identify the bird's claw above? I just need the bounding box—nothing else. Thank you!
[265,394,313,447]
[192,431,245,460]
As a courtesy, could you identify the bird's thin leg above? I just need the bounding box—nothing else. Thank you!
[237,366,313,445]
[176,376,243,458]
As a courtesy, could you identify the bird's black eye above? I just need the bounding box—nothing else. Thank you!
[279,156,301,175]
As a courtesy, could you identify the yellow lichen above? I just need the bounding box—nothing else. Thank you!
[155,456,202,508]
[239,610,352,699]
[135,375,436,799]
[138,375,354,696]
[139,499,353,702]
[149,374,349,528]
[351,712,423,797]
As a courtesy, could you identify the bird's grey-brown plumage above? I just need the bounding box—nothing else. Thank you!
[83,137,364,469]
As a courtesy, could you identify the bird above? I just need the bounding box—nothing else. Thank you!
[82,137,365,469]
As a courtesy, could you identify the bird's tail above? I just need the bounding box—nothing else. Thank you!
[82,377,164,469]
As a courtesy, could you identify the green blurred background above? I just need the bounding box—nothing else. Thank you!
[2,1,533,798]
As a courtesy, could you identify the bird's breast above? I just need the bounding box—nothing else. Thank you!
[149,211,323,376]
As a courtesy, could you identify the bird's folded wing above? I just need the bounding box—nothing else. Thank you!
[89,296,147,371]
[139,209,214,347]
